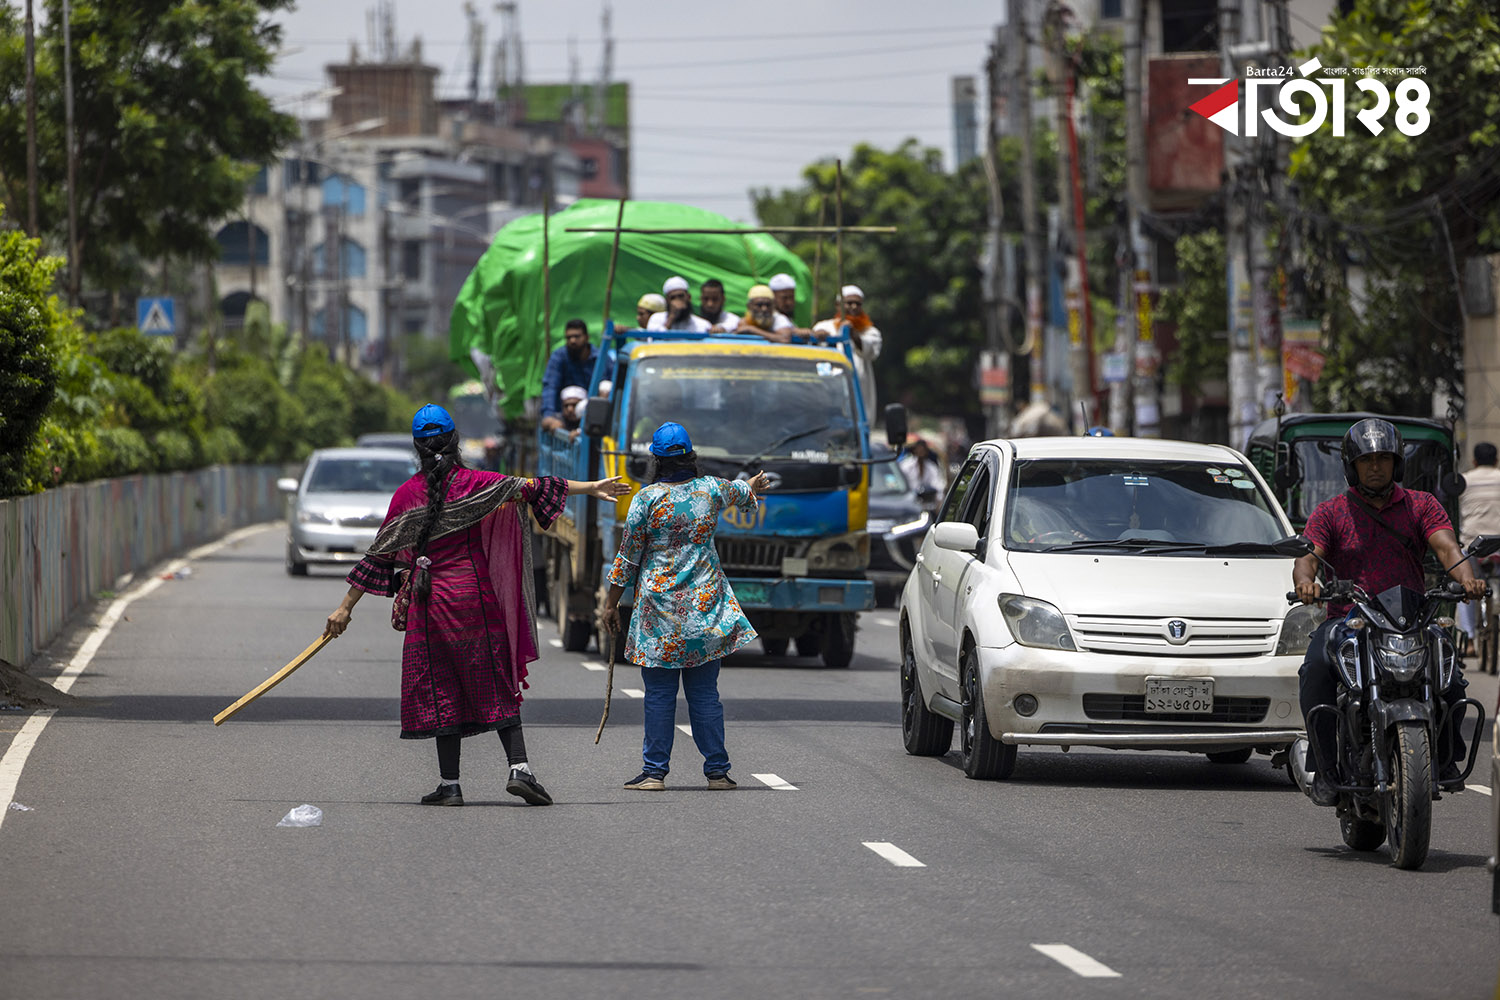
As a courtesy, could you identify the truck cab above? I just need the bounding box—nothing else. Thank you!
[539,324,906,666]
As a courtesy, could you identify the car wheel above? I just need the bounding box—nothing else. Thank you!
[821,613,856,668]
[285,542,308,577]
[900,626,952,756]
[959,646,1016,780]
[1205,748,1254,765]
[762,637,789,657]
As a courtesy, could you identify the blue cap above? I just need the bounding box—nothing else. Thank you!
[412,403,455,439]
[1084,426,1115,437]
[650,422,693,457]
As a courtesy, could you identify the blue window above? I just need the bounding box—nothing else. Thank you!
[215,221,270,267]
[312,303,368,341]
[312,238,367,279]
[321,176,367,217]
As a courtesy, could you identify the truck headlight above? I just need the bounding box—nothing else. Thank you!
[807,532,870,572]
[998,594,1076,650]
[1274,603,1324,656]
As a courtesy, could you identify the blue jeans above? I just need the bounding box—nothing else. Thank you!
[641,660,729,776]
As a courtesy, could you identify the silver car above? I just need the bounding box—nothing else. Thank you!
[279,447,417,576]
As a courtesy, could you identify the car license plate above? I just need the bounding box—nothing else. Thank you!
[1144,677,1214,715]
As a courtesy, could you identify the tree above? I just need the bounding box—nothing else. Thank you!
[0,0,298,297]
[0,208,66,493]
[1156,231,1228,400]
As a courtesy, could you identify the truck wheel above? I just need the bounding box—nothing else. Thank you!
[562,616,592,652]
[959,646,1016,780]
[821,613,856,668]
[901,627,952,756]
[761,637,789,656]
[795,631,821,658]
[553,558,592,652]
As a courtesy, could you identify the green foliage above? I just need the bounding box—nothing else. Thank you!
[94,427,152,478]
[1157,231,1229,396]
[0,1,298,293]
[401,333,470,406]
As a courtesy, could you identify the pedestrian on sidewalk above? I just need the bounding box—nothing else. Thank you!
[601,422,772,791]
[323,403,629,807]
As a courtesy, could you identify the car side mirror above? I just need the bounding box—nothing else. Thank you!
[1467,534,1500,559]
[884,403,908,451]
[276,477,300,493]
[583,396,613,439]
[932,521,980,553]
[1269,534,1314,558]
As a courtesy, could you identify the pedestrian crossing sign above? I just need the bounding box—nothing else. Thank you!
[136,297,176,335]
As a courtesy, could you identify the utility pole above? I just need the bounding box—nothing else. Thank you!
[1015,0,1046,409]
[62,0,80,304]
[24,0,37,237]
[984,24,1008,440]
[1224,1,1257,450]
[1121,0,1159,437]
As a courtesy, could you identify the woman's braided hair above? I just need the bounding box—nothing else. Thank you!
[410,429,464,598]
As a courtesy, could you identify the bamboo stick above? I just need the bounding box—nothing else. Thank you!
[564,225,895,235]
[600,195,628,329]
[213,635,331,725]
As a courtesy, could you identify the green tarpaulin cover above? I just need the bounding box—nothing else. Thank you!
[448,199,815,417]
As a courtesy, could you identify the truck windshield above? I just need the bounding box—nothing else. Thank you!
[1289,439,1346,522]
[627,355,859,461]
[1004,459,1284,552]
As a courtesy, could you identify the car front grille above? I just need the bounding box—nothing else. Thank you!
[1068,615,1278,656]
[1081,693,1271,724]
[339,514,383,528]
[716,538,798,572]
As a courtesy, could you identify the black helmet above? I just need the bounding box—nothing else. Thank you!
[1340,418,1404,487]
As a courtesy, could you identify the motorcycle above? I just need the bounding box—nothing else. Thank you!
[1282,534,1499,870]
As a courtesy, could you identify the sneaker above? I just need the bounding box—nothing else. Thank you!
[421,782,464,806]
[505,766,554,805]
[706,772,736,790]
[623,771,666,790]
[1309,768,1338,808]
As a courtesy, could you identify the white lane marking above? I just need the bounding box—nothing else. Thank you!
[548,638,563,648]
[1031,944,1121,979]
[0,522,269,833]
[862,841,925,867]
[621,688,644,699]
[753,773,799,790]
[676,724,692,736]
[581,661,606,672]
[1471,784,1492,797]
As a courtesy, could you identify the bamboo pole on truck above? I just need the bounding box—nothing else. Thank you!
[564,225,895,235]
[600,195,628,330]
[835,159,845,313]
[811,196,826,322]
[540,191,552,380]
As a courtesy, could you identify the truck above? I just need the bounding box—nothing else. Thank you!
[537,322,907,667]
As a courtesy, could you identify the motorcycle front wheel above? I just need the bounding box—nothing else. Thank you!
[1384,720,1433,870]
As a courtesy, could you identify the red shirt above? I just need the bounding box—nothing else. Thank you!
[1303,485,1451,617]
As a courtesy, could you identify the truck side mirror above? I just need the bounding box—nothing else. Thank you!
[583,396,613,439]
[884,403,908,450]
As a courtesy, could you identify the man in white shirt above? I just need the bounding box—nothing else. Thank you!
[646,276,712,332]
[737,284,794,343]
[1457,441,1500,650]
[769,272,814,338]
[812,284,883,420]
[698,278,739,332]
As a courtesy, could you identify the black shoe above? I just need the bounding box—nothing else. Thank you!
[623,771,666,790]
[421,782,464,806]
[1438,760,1464,789]
[1309,768,1339,807]
[505,766,553,805]
[706,771,736,790]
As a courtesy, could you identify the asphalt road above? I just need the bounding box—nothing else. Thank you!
[1,524,1497,1000]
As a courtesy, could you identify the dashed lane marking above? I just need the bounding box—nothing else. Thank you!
[621,688,644,699]
[1031,944,1121,978]
[873,617,896,626]
[581,661,606,672]
[862,841,924,867]
[753,773,799,790]
[1471,784,1492,797]
[548,638,563,648]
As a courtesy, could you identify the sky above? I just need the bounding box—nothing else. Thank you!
[254,0,1005,222]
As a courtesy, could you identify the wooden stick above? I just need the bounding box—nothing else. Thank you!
[835,159,845,308]
[811,195,826,322]
[541,190,552,380]
[594,629,616,744]
[213,634,332,725]
[600,195,628,330]
[564,225,896,235]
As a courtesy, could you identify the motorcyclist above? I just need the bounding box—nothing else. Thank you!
[1292,418,1483,805]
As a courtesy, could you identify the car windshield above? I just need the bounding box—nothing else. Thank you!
[305,456,416,494]
[1004,459,1284,553]
[871,460,909,496]
[626,355,859,461]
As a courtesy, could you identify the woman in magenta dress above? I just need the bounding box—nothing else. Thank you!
[323,403,628,806]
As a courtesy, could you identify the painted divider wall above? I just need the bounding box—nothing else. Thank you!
[0,466,282,667]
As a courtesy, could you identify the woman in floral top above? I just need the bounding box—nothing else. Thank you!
[603,422,772,790]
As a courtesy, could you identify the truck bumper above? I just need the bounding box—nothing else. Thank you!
[727,576,874,612]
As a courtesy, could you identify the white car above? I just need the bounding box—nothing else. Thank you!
[279,447,417,575]
[899,436,1311,778]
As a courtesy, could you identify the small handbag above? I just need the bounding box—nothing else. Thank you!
[391,556,430,631]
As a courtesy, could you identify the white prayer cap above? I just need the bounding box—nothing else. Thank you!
[637,293,665,311]
[662,275,690,294]
[597,379,614,397]
[768,273,796,291]
[841,284,865,300]
[560,385,587,404]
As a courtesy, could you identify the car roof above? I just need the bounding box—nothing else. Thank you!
[309,447,417,462]
[979,436,1246,463]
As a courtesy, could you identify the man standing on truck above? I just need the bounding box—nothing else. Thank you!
[647,276,712,332]
[541,319,608,426]
[769,272,814,338]
[698,278,740,332]
[736,284,794,343]
[813,284,883,420]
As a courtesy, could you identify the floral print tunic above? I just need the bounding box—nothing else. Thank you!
[608,476,759,669]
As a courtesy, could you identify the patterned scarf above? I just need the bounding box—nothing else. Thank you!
[365,473,528,557]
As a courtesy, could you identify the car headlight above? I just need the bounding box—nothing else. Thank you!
[1373,633,1428,682]
[297,510,333,525]
[998,593,1076,650]
[867,518,895,535]
[889,510,930,537]
[1274,603,1324,656]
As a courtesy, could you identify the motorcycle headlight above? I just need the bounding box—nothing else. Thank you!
[1275,603,1324,656]
[998,594,1076,651]
[297,509,333,525]
[1373,633,1429,682]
